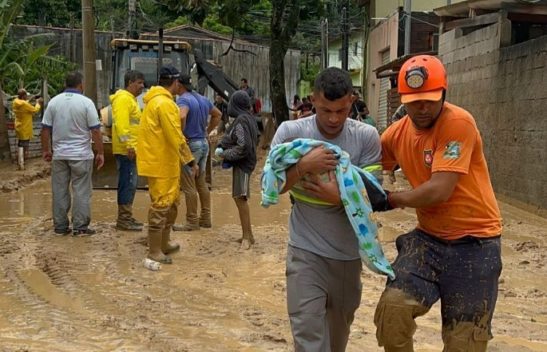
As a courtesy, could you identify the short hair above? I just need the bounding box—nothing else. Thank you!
[124,70,145,88]
[17,88,27,99]
[313,67,353,101]
[241,78,248,83]
[65,71,83,89]
[158,77,176,88]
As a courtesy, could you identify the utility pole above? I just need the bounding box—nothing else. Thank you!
[157,27,164,82]
[321,18,329,69]
[341,3,349,71]
[404,0,412,56]
[128,0,137,38]
[82,0,97,105]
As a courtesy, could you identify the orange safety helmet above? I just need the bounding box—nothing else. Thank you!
[398,55,447,103]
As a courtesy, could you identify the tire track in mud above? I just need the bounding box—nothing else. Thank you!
[0,216,190,351]
[0,217,152,351]
[0,209,292,351]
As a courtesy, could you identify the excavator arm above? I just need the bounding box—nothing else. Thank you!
[193,49,239,101]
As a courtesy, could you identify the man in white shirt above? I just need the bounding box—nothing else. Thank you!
[41,71,104,236]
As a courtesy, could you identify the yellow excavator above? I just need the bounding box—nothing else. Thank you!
[93,38,239,189]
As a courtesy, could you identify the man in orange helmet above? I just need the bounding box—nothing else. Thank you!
[373,55,502,351]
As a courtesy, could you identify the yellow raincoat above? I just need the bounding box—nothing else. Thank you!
[13,98,41,140]
[137,86,193,178]
[110,89,141,155]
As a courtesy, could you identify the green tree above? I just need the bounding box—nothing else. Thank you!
[19,0,81,28]
[0,0,25,159]
[0,0,76,160]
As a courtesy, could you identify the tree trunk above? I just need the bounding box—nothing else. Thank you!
[270,0,300,127]
[269,38,289,127]
[0,83,12,160]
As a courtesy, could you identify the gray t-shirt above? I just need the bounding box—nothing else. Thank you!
[271,115,381,260]
[42,90,100,160]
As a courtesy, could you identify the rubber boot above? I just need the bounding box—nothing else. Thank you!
[177,168,200,231]
[196,172,211,228]
[147,206,172,264]
[17,147,24,171]
[235,197,254,250]
[130,217,144,227]
[162,203,180,254]
[129,204,144,227]
[116,204,142,231]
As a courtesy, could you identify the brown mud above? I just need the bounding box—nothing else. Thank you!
[0,157,545,351]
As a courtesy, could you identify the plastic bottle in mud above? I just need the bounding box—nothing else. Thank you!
[143,258,161,271]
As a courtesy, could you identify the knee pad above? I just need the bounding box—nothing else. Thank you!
[374,289,428,350]
[442,323,490,352]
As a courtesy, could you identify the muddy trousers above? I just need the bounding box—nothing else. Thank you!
[374,229,502,352]
[181,166,210,226]
[51,159,93,232]
[286,246,362,352]
[147,177,180,261]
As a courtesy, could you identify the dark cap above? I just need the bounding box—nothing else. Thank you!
[178,74,193,91]
[159,65,180,79]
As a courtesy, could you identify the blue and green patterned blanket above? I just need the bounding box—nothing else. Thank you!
[261,138,395,279]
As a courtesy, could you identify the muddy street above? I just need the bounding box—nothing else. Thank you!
[0,159,545,352]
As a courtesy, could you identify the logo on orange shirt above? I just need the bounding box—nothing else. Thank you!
[424,149,433,168]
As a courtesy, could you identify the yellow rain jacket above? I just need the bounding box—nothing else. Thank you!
[110,89,141,155]
[137,86,193,178]
[13,98,41,140]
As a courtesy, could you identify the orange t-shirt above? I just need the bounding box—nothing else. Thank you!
[381,102,502,240]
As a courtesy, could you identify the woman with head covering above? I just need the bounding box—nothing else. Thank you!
[215,90,259,249]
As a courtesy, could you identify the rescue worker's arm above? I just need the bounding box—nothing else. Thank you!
[161,105,194,166]
[280,146,338,195]
[207,106,222,135]
[21,100,41,113]
[388,171,459,208]
[90,127,104,170]
[40,126,52,162]
[179,106,189,132]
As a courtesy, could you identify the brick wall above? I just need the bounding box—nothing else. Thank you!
[438,21,547,216]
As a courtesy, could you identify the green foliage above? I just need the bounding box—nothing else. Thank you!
[94,0,129,32]
[0,2,75,98]
[18,0,81,28]
[202,15,232,35]
[300,61,320,83]
[0,0,23,46]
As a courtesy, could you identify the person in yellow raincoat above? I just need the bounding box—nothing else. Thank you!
[13,88,43,169]
[111,70,145,232]
[137,65,196,265]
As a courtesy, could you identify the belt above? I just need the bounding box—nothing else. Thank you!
[418,230,501,246]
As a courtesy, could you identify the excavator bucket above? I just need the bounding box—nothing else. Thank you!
[92,106,148,189]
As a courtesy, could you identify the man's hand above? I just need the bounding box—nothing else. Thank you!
[299,146,338,175]
[190,164,199,178]
[42,151,52,162]
[127,148,136,160]
[95,153,104,170]
[301,171,341,205]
